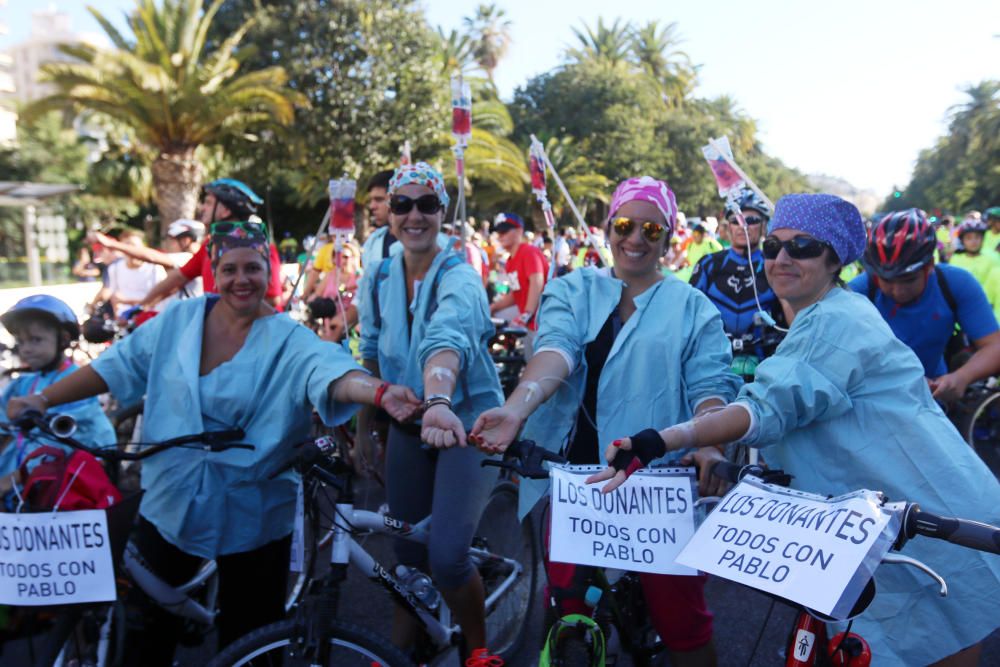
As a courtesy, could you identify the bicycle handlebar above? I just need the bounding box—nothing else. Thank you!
[899,504,1000,555]
[480,439,568,479]
[6,411,252,460]
[709,461,793,487]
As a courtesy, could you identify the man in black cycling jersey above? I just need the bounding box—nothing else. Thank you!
[850,209,1000,403]
[689,188,785,366]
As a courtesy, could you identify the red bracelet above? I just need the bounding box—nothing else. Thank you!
[374,382,390,410]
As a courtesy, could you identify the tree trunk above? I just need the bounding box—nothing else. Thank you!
[151,148,203,236]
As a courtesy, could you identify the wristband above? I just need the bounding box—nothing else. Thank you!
[373,383,390,410]
[422,396,453,412]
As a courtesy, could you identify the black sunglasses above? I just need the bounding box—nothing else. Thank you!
[389,194,443,215]
[728,215,766,226]
[762,236,830,260]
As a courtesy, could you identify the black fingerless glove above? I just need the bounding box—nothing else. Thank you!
[611,428,667,478]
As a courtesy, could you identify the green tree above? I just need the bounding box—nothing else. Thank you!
[512,57,809,219]
[567,18,633,70]
[436,27,477,75]
[462,4,513,85]
[23,0,302,233]
[631,21,697,107]
[210,0,450,213]
[888,81,1000,213]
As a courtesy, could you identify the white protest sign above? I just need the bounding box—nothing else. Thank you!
[676,477,899,619]
[549,466,697,576]
[0,509,116,606]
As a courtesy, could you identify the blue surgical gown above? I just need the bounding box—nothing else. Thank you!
[91,296,362,558]
[520,268,741,517]
[736,287,1000,665]
[358,249,503,427]
[0,361,117,478]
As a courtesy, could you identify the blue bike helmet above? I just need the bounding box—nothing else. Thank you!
[724,188,773,221]
[1,294,80,340]
[203,178,263,219]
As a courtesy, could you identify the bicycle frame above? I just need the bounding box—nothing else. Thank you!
[326,500,524,651]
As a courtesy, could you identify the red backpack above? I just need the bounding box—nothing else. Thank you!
[17,446,122,511]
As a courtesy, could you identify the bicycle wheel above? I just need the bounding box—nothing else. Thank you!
[474,480,539,661]
[964,389,1000,473]
[206,618,411,667]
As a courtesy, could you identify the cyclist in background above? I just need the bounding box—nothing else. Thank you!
[849,209,1000,403]
[690,188,785,357]
[593,194,1000,667]
[0,296,115,499]
[948,217,1000,287]
[141,178,284,308]
[7,222,420,664]
[89,219,206,304]
[473,176,740,667]
[357,162,505,666]
[489,212,549,335]
[981,206,1000,255]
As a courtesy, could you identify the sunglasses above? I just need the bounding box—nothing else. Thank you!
[389,194,443,215]
[762,236,830,260]
[611,217,667,243]
[210,221,268,238]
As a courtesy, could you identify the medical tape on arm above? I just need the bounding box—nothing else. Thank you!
[429,366,455,383]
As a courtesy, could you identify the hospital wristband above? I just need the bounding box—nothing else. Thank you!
[373,383,390,410]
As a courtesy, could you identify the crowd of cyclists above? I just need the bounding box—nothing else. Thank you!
[1,156,999,667]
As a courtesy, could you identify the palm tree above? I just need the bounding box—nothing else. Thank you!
[436,27,477,75]
[22,0,303,232]
[462,4,513,85]
[567,18,633,70]
[631,21,697,107]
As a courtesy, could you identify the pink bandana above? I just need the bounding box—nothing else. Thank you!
[608,177,678,236]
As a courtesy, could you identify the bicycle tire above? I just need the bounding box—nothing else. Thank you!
[475,480,539,661]
[964,389,1000,474]
[205,618,412,667]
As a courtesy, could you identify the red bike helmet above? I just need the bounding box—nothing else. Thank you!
[862,209,936,280]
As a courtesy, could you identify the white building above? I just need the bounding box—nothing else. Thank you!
[0,0,17,144]
[2,8,81,106]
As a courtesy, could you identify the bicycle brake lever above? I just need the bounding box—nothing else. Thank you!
[882,553,948,596]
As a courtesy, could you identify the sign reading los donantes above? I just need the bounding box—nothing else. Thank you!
[677,476,899,619]
[549,466,698,576]
[0,510,116,605]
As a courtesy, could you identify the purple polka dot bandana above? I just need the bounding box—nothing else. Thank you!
[608,177,678,237]
[388,162,450,209]
[769,193,866,264]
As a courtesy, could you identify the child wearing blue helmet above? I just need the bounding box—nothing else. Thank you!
[0,295,116,497]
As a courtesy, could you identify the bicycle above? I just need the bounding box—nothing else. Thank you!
[697,461,1000,667]
[0,411,253,667]
[949,380,1000,475]
[489,318,528,398]
[207,435,539,667]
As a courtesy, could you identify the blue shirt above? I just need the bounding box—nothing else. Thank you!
[520,268,740,517]
[849,264,998,377]
[91,297,362,558]
[358,249,503,429]
[0,361,117,478]
[736,288,1000,666]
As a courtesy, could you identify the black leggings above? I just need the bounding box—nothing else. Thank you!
[122,515,290,666]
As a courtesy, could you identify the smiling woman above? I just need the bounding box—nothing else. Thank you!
[593,193,1000,667]
[4,220,422,664]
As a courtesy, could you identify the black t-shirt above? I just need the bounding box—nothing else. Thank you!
[566,310,622,464]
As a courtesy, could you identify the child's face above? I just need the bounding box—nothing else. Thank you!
[13,321,61,371]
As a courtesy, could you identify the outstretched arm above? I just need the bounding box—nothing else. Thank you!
[6,366,109,419]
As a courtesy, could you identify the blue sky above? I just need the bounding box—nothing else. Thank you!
[3,0,997,197]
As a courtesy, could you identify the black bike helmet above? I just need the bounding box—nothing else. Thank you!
[203,178,263,219]
[862,209,936,280]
